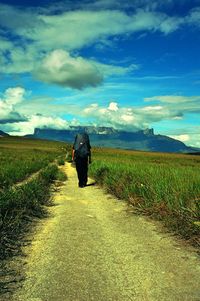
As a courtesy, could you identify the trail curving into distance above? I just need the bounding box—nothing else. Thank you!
[12,163,200,301]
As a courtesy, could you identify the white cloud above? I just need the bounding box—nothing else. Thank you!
[81,102,146,130]
[1,3,200,88]
[7,115,70,136]
[121,114,134,122]
[0,43,137,86]
[94,61,139,76]
[4,87,25,105]
[187,7,200,27]
[34,49,137,89]
[159,15,184,34]
[1,86,200,147]
[169,134,190,142]
[142,105,163,110]
[167,132,200,148]
[108,102,119,111]
[83,103,99,114]
[16,9,183,50]
[0,44,43,74]
[140,104,177,121]
[0,86,71,135]
[0,87,27,123]
[0,4,40,31]
[78,96,200,131]
[144,95,200,103]
[144,95,200,114]
[0,38,13,51]
[33,0,188,14]
[34,49,103,89]
[0,5,195,61]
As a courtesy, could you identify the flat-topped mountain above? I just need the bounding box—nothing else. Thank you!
[25,126,196,153]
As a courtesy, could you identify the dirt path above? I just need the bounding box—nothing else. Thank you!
[12,163,200,301]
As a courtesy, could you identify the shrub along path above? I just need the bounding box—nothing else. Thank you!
[11,163,200,301]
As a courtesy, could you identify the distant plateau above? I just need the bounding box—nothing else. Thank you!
[22,126,199,153]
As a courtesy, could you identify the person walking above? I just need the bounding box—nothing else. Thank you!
[72,132,91,188]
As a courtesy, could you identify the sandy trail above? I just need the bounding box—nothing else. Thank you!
[12,162,200,301]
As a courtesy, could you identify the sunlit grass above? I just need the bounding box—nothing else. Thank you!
[0,136,70,188]
[0,136,70,259]
[90,147,200,244]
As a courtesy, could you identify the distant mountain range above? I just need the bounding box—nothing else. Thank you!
[0,130,9,137]
[24,126,199,153]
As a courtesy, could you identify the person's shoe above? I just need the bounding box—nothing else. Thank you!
[79,184,85,188]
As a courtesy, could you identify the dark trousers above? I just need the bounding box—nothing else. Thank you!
[75,157,88,186]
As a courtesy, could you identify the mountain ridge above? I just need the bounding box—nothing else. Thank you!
[25,126,198,153]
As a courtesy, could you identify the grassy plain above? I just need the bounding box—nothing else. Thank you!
[0,136,69,259]
[90,147,200,247]
[1,136,199,256]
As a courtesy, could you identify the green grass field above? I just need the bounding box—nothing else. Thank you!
[0,136,69,259]
[90,148,200,246]
[0,136,199,258]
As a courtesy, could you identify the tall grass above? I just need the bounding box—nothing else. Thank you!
[0,136,70,259]
[0,164,60,259]
[0,149,58,188]
[90,148,200,245]
[0,137,71,189]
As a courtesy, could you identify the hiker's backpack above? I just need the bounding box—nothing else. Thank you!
[74,133,90,159]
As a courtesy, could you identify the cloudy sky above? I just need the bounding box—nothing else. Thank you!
[0,0,200,147]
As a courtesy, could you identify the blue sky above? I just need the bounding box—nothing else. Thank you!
[0,0,200,147]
